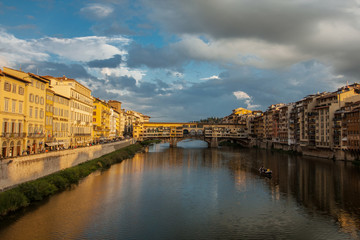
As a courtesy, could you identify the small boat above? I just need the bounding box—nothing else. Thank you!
[259,167,272,176]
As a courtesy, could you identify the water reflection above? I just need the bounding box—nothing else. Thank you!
[0,142,359,239]
[224,148,360,238]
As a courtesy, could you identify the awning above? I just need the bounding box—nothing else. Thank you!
[342,137,348,141]
[45,142,58,147]
[77,141,84,144]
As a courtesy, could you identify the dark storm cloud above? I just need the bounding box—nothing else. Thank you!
[217,60,341,109]
[143,0,347,42]
[155,79,170,89]
[127,43,187,69]
[92,87,121,101]
[138,0,360,80]
[23,62,94,79]
[87,54,122,68]
[106,75,172,98]
[107,75,136,89]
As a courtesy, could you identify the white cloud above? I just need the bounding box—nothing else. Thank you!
[173,35,308,69]
[233,91,251,100]
[0,29,130,67]
[0,29,49,67]
[244,99,260,110]
[200,75,221,81]
[80,4,114,19]
[38,36,129,62]
[233,91,260,110]
[101,63,145,82]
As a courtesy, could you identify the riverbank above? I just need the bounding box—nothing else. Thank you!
[0,139,136,191]
[0,140,160,218]
[250,140,357,161]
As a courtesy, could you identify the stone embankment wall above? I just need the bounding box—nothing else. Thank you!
[0,139,135,191]
[251,140,355,161]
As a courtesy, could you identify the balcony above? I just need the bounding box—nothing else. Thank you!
[1,132,27,138]
[27,133,45,138]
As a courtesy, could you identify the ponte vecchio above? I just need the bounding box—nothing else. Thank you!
[133,122,250,147]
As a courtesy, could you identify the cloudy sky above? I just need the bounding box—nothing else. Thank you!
[0,0,358,121]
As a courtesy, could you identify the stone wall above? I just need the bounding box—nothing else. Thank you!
[252,140,356,161]
[0,139,135,191]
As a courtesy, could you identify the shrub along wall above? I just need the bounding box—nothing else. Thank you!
[0,140,160,218]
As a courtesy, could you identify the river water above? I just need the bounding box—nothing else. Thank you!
[1,141,360,240]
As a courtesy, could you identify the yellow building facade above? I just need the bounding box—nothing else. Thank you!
[0,70,29,157]
[45,76,93,147]
[92,98,111,142]
[52,93,70,149]
[3,67,49,154]
[45,88,54,147]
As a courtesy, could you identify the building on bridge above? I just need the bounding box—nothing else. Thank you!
[133,122,250,147]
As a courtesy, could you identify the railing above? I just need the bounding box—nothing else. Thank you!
[27,133,45,138]
[74,133,91,136]
[1,132,27,138]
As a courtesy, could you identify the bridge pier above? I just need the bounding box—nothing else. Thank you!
[210,137,218,148]
[169,138,177,148]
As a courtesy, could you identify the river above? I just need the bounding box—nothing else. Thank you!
[0,140,360,239]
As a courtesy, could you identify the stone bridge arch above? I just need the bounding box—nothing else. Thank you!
[170,136,211,147]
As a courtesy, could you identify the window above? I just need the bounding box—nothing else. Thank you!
[2,121,8,133]
[4,82,11,92]
[11,121,15,133]
[35,108,38,118]
[4,98,9,112]
[40,97,44,105]
[41,83,45,90]
[29,106,33,117]
[29,94,34,102]
[40,109,44,119]
[35,95,39,104]
[12,84,17,93]
[18,122,22,133]
[19,101,23,114]
[12,99,16,113]
[36,81,40,88]
[18,86,24,95]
